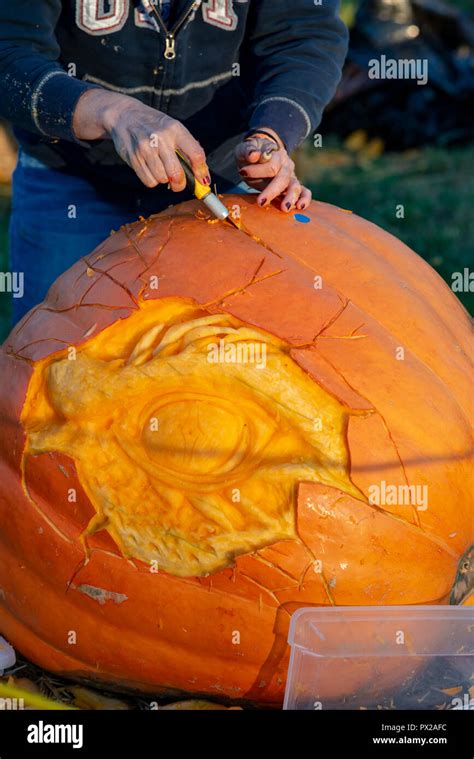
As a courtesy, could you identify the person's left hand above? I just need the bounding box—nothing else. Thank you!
[235,127,312,213]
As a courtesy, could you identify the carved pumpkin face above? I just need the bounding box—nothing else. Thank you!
[0,197,472,704]
[22,300,355,577]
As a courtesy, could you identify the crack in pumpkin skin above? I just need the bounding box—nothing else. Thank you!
[1,197,471,703]
[20,298,361,578]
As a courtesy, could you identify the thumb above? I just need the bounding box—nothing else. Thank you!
[235,136,278,166]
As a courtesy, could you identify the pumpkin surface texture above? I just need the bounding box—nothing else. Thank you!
[0,196,472,705]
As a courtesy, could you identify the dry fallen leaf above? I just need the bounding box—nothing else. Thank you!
[161,700,242,711]
[67,686,130,710]
[440,686,463,696]
[7,675,41,695]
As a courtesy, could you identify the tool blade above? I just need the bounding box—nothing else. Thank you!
[202,192,230,221]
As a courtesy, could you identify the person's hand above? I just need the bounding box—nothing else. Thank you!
[73,89,210,190]
[235,127,312,212]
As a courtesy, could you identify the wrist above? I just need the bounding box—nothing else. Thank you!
[73,89,128,140]
[99,92,131,134]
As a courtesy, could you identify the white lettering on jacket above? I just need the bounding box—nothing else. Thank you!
[76,0,129,35]
[76,0,240,35]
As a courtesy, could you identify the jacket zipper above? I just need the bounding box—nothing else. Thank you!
[150,0,202,60]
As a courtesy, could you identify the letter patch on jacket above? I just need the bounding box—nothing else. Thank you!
[76,0,129,35]
[76,0,242,36]
[202,0,238,31]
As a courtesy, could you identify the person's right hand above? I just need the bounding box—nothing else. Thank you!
[72,89,210,190]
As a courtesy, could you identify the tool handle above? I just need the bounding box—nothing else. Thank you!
[176,150,209,200]
[175,149,229,222]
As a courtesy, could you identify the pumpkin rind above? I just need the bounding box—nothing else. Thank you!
[0,197,472,704]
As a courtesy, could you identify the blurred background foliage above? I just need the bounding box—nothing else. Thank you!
[0,0,472,342]
[296,0,474,316]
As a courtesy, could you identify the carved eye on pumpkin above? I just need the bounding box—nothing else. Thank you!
[21,298,356,577]
[3,197,472,705]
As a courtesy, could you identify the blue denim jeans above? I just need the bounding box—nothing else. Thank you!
[9,152,252,324]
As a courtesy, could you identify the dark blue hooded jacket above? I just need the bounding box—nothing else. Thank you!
[0,0,348,189]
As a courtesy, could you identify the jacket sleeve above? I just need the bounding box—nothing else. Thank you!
[245,0,348,152]
[0,0,99,142]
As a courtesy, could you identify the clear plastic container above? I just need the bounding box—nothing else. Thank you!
[0,635,15,675]
[283,606,474,710]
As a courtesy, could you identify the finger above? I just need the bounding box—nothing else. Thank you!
[235,138,263,164]
[144,151,169,185]
[251,135,280,162]
[159,147,187,192]
[176,130,210,185]
[240,177,268,192]
[296,186,312,210]
[131,153,161,189]
[235,142,262,166]
[235,137,279,166]
[281,177,302,213]
[239,152,282,180]
[257,164,294,206]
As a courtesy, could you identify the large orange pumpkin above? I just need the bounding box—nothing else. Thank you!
[0,196,472,705]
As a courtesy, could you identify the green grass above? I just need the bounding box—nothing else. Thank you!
[297,140,474,315]
[325,0,474,313]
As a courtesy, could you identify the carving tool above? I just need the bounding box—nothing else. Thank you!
[176,150,239,229]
